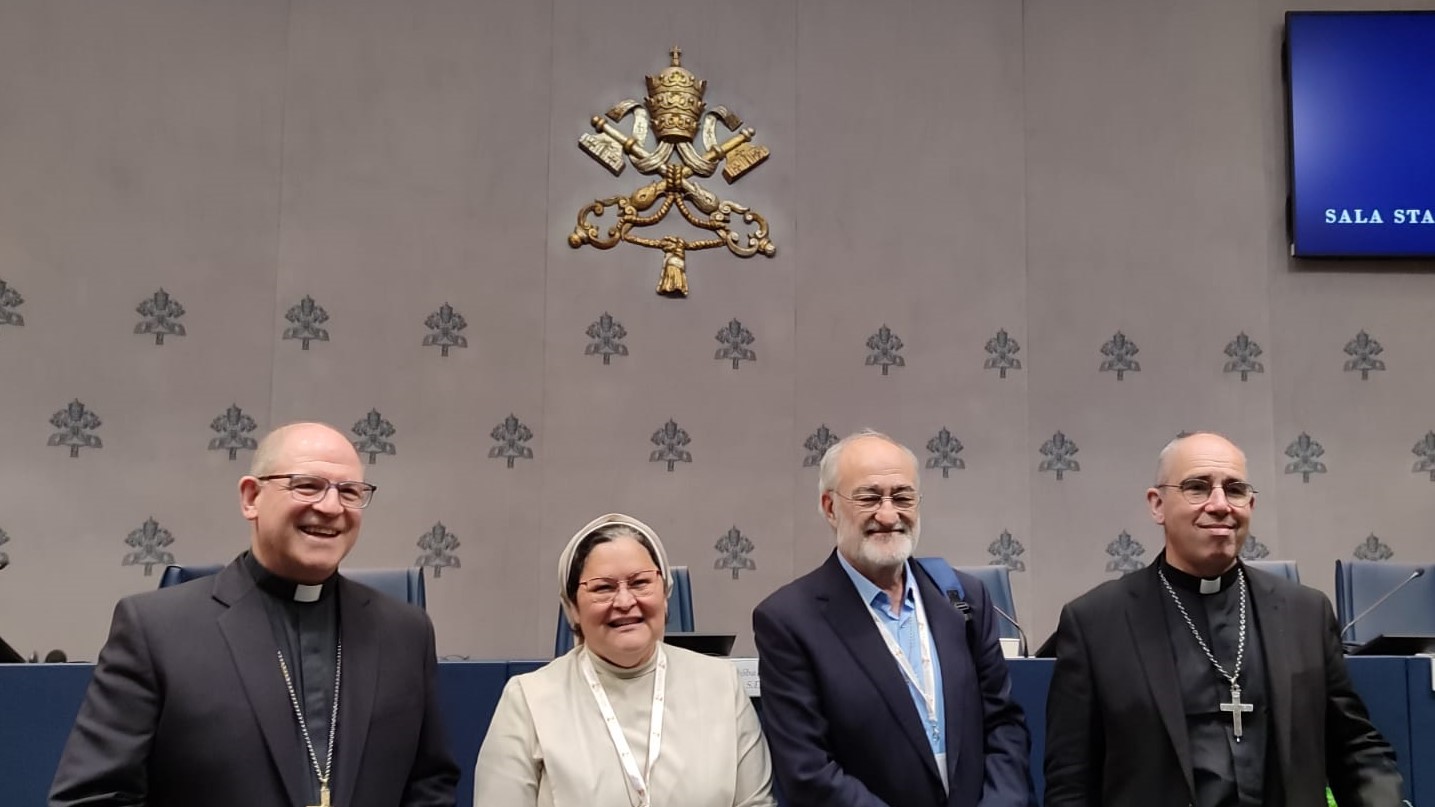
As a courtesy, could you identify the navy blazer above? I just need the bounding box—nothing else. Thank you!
[753,551,1035,807]
[50,559,459,807]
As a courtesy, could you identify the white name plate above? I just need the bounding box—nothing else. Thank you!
[731,657,760,698]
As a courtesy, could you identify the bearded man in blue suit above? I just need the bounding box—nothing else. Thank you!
[753,429,1034,807]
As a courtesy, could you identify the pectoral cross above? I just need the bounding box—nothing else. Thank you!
[1219,684,1254,741]
[308,783,331,807]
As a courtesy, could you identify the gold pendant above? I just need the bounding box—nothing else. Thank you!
[307,783,332,807]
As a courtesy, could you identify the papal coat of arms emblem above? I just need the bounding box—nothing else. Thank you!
[569,48,776,297]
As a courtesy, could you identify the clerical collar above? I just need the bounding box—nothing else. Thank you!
[241,552,337,603]
[1158,553,1242,595]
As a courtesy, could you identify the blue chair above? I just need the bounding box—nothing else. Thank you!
[1244,560,1300,583]
[158,563,426,610]
[951,564,1021,643]
[554,566,692,657]
[1334,560,1435,646]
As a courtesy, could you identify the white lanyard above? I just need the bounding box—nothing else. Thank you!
[865,582,940,744]
[578,647,667,807]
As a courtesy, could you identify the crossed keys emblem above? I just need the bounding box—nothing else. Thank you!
[568,48,776,297]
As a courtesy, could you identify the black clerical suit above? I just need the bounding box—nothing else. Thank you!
[1044,558,1403,807]
[50,557,459,807]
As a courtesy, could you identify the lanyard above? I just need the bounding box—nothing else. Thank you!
[578,647,667,807]
[865,583,940,744]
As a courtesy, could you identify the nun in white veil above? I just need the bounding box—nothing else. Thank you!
[474,513,775,807]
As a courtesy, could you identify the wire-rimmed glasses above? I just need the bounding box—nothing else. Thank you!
[1156,478,1256,507]
[257,474,377,509]
[578,569,663,603]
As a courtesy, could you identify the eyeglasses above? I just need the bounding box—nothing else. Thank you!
[257,474,377,509]
[579,569,663,604]
[833,489,921,513]
[1157,479,1256,507]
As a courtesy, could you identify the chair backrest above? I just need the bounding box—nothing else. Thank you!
[1244,560,1300,583]
[1334,560,1435,644]
[158,564,426,610]
[554,566,692,657]
[950,564,1020,641]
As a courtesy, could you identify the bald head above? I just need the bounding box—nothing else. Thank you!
[1155,431,1246,486]
[250,422,358,477]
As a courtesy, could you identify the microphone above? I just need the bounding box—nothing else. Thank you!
[1338,568,1426,643]
[990,602,1030,658]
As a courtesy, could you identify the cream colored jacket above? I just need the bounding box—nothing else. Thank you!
[474,645,775,807]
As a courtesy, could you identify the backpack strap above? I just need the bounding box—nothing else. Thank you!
[915,557,972,628]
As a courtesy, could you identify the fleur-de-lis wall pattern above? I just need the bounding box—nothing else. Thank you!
[7,288,1425,587]
[1284,433,1327,483]
[1223,333,1264,381]
[48,400,102,458]
[1343,330,1385,380]
[123,518,175,576]
[650,419,692,472]
[283,296,330,350]
[417,523,461,577]
[1039,432,1080,480]
[134,289,186,346]
[209,404,259,461]
[1099,331,1140,380]
[1105,531,1146,575]
[714,526,756,579]
[586,313,628,365]
[1353,534,1393,561]
[988,530,1026,572]
[925,428,966,478]
[352,410,397,465]
[803,425,839,468]
[865,325,905,376]
[0,279,27,331]
[1241,535,1270,560]
[422,303,468,357]
[715,319,755,369]
[1411,432,1435,481]
[489,415,534,468]
[984,329,1020,378]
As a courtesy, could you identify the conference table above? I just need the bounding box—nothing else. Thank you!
[3,657,1431,806]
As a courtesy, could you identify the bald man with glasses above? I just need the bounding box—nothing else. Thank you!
[1044,431,1402,807]
[51,422,459,807]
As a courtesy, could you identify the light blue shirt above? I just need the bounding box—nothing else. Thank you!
[837,553,947,757]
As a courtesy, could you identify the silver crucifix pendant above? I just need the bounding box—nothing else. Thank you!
[1219,684,1254,741]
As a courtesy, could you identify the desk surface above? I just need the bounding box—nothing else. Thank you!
[2,657,1427,807]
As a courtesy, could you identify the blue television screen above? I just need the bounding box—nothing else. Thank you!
[1285,11,1435,258]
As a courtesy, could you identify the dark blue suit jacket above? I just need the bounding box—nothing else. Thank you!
[753,551,1035,807]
